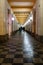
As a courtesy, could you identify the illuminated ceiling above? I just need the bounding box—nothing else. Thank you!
[8,0,36,25]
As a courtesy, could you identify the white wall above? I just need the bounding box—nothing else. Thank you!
[13,16,19,31]
[13,20,19,31]
[25,22,32,32]
[25,12,33,32]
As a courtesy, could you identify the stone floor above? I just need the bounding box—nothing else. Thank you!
[0,31,43,65]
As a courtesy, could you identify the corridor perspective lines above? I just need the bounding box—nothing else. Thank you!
[0,31,43,65]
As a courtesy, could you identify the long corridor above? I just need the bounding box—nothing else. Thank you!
[0,31,43,65]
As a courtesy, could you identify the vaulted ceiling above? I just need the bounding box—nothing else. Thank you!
[8,0,36,25]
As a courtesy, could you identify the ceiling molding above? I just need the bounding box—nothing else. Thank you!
[14,11,31,13]
[11,6,33,8]
[10,2,34,6]
[8,0,36,2]
[12,8,31,13]
[16,16,27,18]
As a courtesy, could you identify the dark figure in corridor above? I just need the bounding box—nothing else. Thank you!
[19,27,25,32]
[19,27,23,32]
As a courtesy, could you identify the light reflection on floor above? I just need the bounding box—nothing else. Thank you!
[21,30,33,58]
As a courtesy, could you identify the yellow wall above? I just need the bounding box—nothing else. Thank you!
[35,0,43,35]
[0,0,7,35]
[40,0,43,35]
[0,0,11,35]
[25,0,43,36]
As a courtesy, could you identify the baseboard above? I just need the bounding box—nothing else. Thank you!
[31,33,35,37]
[12,30,19,35]
[40,36,43,43]
[25,30,31,34]
[0,34,9,43]
[35,34,43,43]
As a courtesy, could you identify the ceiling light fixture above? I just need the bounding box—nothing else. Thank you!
[12,17,14,21]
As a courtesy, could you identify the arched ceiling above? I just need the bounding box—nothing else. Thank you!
[8,0,36,25]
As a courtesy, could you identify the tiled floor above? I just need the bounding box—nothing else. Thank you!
[0,31,43,65]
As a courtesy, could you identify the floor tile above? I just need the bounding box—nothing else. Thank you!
[13,58,23,63]
[3,58,13,63]
[0,31,43,65]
